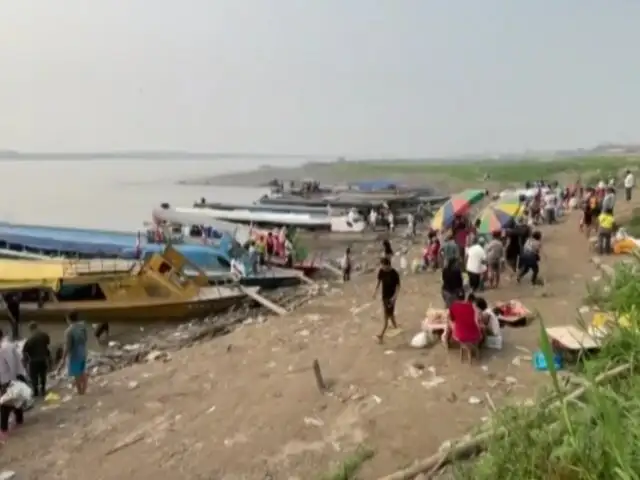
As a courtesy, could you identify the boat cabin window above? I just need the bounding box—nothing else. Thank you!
[55,283,107,302]
[167,269,190,288]
[227,240,246,260]
[158,261,173,275]
[189,225,203,237]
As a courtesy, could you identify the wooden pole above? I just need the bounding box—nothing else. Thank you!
[312,359,326,393]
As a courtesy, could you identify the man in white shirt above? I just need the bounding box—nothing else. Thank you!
[624,170,635,202]
[347,208,357,225]
[543,192,557,224]
[465,241,486,292]
[368,209,378,230]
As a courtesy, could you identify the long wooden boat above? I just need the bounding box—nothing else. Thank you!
[258,192,423,209]
[193,200,332,216]
[174,206,367,233]
[0,247,255,324]
[0,220,306,289]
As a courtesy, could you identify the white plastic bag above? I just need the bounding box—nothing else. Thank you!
[410,331,428,349]
[0,380,33,408]
[399,256,408,271]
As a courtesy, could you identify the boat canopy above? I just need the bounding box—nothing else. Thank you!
[0,258,83,291]
[0,230,129,256]
[0,279,61,292]
[152,208,252,245]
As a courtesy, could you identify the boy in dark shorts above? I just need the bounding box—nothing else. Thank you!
[372,257,400,343]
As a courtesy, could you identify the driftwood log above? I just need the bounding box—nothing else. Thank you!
[377,363,632,480]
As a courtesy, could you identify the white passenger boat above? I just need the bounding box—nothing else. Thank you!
[175,207,366,233]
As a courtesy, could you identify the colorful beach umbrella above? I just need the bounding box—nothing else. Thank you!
[476,201,524,234]
[431,189,487,230]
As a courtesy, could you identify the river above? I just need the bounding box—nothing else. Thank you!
[0,157,305,230]
[0,157,306,345]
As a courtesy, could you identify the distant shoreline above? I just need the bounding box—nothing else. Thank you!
[0,152,339,161]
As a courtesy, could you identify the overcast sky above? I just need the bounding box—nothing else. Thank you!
[1,1,639,156]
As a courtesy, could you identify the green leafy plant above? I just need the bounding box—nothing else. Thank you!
[454,255,640,479]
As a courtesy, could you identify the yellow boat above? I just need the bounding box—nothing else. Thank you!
[0,246,256,324]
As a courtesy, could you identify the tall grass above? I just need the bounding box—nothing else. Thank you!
[455,257,640,480]
[330,156,640,183]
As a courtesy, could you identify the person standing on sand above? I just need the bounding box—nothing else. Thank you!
[582,189,599,238]
[517,231,543,285]
[22,322,50,398]
[0,329,27,441]
[341,247,352,282]
[372,257,400,343]
[441,257,464,307]
[466,238,487,292]
[602,187,616,214]
[485,231,504,289]
[441,231,459,266]
[597,208,616,255]
[381,239,393,261]
[57,312,89,396]
[624,170,635,202]
[3,294,21,340]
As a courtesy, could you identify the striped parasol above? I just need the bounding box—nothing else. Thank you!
[476,200,524,234]
[431,189,486,231]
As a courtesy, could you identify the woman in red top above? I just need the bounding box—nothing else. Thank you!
[427,238,441,269]
[447,293,483,346]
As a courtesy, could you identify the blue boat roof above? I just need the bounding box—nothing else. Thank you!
[352,179,401,191]
[0,221,250,269]
[0,231,127,256]
[0,222,137,247]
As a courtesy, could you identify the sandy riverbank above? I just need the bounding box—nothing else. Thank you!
[1,202,619,479]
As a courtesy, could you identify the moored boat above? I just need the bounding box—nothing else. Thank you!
[0,220,307,289]
[151,207,323,276]
[193,199,333,216]
[174,206,367,233]
[0,247,255,324]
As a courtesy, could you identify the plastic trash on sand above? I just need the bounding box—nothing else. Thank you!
[484,335,503,350]
[0,380,33,408]
[399,256,408,270]
[533,350,563,372]
[410,331,429,349]
[45,391,61,403]
[411,258,422,273]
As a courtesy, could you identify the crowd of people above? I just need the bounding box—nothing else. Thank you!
[0,310,90,442]
[370,169,637,346]
[244,227,295,271]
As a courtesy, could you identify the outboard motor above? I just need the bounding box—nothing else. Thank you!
[160,202,170,210]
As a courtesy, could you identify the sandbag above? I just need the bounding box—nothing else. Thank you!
[410,331,428,349]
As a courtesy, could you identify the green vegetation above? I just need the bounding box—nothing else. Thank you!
[318,445,375,480]
[329,156,640,184]
[624,208,640,238]
[454,255,640,479]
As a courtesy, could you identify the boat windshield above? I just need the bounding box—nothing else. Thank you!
[227,239,248,260]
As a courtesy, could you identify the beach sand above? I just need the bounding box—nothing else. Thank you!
[2,194,633,479]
